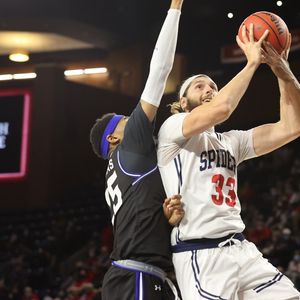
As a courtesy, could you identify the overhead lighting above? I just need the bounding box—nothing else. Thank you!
[0,66,108,81]
[84,67,108,74]
[64,69,84,76]
[0,74,13,81]
[9,51,30,62]
[276,1,283,6]
[13,73,36,80]
[0,72,36,81]
[227,12,234,19]
[64,67,108,77]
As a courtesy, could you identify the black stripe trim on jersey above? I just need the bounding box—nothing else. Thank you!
[174,154,183,244]
[191,250,227,300]
[174,154,182,194]
[215,133,222,141]
[176,228,182,243]
[253,272,283,293]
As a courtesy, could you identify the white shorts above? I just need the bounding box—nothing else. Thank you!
[173,240,300,300]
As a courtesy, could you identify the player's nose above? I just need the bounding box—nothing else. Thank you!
[204,85,213,94]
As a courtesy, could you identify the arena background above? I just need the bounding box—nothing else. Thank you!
[0,0,299,299]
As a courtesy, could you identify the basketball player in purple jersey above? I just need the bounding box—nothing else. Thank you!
[90,0,185,299]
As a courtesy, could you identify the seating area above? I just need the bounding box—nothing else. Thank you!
[240,141,300,289]
[0,141,299,299]
[0,197,113,300]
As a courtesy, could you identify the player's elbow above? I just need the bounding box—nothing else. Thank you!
[280,120,300,140]
[293,127,300,138]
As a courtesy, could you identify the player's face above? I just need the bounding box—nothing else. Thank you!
[184,77,218,111]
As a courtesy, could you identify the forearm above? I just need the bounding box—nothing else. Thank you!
[278,75,300,105]
[141,5,182,120]
[214,62,258,115]
[278,76,300,134]
[149,7,181,69]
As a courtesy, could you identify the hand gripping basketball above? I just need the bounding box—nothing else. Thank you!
[238,11,289,54]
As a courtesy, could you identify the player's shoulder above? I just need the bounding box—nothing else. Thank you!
[160,112,187,131]
[220,129,253,150]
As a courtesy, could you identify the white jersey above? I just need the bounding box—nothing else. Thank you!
[157,113,257,245]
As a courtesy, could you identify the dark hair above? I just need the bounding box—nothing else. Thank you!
[89,113,116,159]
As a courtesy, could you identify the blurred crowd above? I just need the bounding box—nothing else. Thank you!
[0,197,113,300]
[0,141,299,299]
[240,141,300,289]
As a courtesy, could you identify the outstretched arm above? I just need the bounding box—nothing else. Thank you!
[140,0,183,122]
[252,35,300,156]
[182,24,269,138]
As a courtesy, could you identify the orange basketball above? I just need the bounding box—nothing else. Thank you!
[238,11,289,54]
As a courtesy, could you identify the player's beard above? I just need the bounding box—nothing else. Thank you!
[186,97,202,112]
[187,92,216,112]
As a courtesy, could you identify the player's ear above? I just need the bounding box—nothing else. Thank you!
[180,97,187,111]
[106,134,120,145]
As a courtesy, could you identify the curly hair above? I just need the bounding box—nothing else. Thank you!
[89,113,116,159]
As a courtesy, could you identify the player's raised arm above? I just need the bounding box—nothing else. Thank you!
[181,24,269,138]
[140,0,183,122]
[252,35,300,156]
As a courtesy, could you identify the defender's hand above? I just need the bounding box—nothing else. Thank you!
[163,195,185,226]
[170,0,184,10]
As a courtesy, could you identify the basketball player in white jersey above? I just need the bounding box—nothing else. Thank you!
[157,24,300,299]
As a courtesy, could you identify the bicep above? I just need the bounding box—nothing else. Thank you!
[252,122,293,156]
[182,102,230,138]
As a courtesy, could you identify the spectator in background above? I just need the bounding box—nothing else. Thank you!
[0,277,9,300]
[286,250,300,290]
[22,286,40,300]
